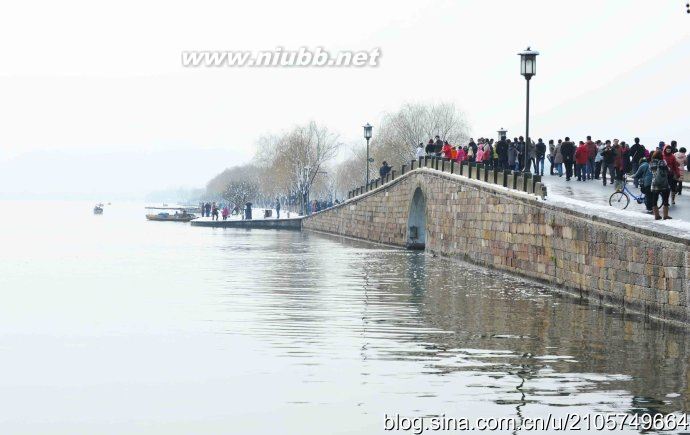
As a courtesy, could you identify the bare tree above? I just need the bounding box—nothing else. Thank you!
[369,102,471,168]
[261,121,341,214]
[202,103,467,210]
[206,164,260,210]
[333,146,367,198]
[222,179,259,210]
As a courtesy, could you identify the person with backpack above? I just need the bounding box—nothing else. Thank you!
[632,157,653,214]
[663,144,681,205]
[650,150,672,220]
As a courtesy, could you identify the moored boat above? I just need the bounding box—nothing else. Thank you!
[94,204,104,214]
[146,209,196,222]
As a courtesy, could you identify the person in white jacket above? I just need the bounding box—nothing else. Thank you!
[415,143,425,158]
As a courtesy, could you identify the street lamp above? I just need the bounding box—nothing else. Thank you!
[363,123,373,185]
[299,166,311,215]
[497,128,507,140]
[519,47,538,172]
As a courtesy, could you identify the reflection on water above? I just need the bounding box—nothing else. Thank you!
[0,201,688,434]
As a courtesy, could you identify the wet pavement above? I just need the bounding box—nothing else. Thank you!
[539,170,690,222]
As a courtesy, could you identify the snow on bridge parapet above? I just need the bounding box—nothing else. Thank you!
[347,156,547,201]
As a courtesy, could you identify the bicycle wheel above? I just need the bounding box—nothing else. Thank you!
[609,191,629,209]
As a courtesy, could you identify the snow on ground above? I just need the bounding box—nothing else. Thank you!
[547,192,690,239]
[537,174,690,240]
[195,207,302,222]
[424,167,690,241]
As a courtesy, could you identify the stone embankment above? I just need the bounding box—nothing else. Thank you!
[302,162,690,326]
[191,218,301,230]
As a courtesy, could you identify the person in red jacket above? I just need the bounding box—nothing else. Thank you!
[612,139,626,183]
[663,144,681,204]
[442,141,453,159]
[574,141,589,181]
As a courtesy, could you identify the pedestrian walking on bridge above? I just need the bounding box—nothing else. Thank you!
[560,138,575,181]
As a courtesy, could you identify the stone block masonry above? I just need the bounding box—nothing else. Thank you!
[303,167,690,326]
[192,218,302,230]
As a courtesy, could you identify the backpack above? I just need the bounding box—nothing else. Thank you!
[650,160,670,192]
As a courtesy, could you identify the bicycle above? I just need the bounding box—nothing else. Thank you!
[609,178,645,210]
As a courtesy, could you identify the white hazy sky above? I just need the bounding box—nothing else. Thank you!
[0,0,689,198]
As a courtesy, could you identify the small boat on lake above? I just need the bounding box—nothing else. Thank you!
[94,204,104,215]
[146,209,196,222]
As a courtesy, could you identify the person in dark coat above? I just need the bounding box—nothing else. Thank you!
[650,150,671,220]
[601,141,616,186]
[379,161,391,179]
[434,136,443,156]
[517,136,526,171]
[275,198,281,219]
[559,137,576,181]
[425,139,435,155]
[629,137,646,179]
[535,138,546,176]
[496,137,508,171]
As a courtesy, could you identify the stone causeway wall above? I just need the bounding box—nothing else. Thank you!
[303,167,690,325]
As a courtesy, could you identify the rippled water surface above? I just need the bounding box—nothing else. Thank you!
[1,201,689,434]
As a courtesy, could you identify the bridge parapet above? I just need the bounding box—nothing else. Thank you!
[346,156,547,201]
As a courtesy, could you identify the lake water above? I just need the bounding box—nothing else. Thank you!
[0,201,688,434]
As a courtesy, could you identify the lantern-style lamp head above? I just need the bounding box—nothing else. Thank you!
[363,123,373,140]
[518,47,539,79]
[497,128,507,139]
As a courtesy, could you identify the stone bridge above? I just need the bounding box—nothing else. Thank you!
[302,160,690,326]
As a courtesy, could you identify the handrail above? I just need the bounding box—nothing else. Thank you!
[347,156,547,200]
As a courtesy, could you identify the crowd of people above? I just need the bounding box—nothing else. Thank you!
[410,135,687,220]
[199,202,237,220]
[199,200,292,219]
[415,135,549,174]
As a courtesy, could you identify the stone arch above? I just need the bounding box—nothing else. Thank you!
[406,186,427,250]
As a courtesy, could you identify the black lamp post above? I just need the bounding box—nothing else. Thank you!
[519,47,538,172]
[363,123,373,185]
[497,128,507,140]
